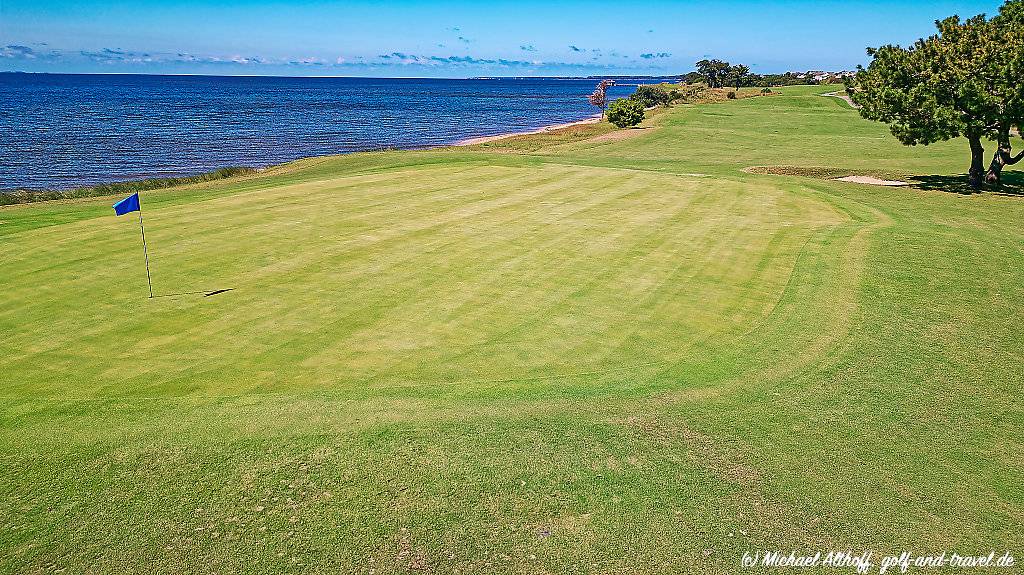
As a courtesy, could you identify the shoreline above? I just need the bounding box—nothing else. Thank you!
[453,115,602,146]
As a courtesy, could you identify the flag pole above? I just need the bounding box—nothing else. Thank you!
[137,197,154,298]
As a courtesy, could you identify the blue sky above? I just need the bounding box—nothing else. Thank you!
[0,0,1005,77]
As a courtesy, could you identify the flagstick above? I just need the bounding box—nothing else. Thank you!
[137,198,154,299]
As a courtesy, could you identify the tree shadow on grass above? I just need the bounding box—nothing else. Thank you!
[908,170,1024,196]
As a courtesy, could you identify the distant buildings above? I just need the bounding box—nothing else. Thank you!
[790,70,856,83]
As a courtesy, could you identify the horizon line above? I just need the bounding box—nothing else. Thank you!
[0,69,850,80]
[0,70,690,79]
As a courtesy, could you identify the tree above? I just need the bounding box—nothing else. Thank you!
[588,79,615,119]
[606,98,645,128]
[984,1,1024,185]
[695,59,731,88]
[849,40,974,183]
[849,3,1024,189]
[729,64,751,90]
[695,60,753,90]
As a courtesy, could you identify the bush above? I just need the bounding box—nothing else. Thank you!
[606,98,645,128]
[629,84,671,108]
[727,91,737,99]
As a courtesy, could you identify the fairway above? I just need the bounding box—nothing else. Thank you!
[2,86,1023,573]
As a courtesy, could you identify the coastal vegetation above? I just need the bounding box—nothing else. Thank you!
[627,84,672,108]
[849,0,1024,189]
[590,81,762,131]
[2,84,1021,573]
[0,166,257,206]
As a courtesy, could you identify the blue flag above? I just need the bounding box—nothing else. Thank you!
[113,193,140,216]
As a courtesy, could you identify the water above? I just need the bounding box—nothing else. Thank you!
[0,74,642,190]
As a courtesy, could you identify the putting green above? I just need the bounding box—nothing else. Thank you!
[1,86,1021,573]
[3,162,846,398]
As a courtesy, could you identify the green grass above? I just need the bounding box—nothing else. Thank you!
[1,85,1022,573]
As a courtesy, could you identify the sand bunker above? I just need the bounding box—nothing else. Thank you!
[746,166,911,187]
[836,175,908,186]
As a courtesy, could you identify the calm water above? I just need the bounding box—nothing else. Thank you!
[0,74,639,190]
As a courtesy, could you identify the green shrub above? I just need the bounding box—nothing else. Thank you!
[727,91,737,99]
[629,84,671,108]
[606,98,645,128]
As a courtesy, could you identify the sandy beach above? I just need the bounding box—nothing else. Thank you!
[455,115,602,146]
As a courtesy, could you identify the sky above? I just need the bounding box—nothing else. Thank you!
[0,0,1006,77]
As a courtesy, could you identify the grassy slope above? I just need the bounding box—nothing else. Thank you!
[1,86,1022,573]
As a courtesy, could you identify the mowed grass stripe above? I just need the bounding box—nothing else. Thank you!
[1,165,600,395]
